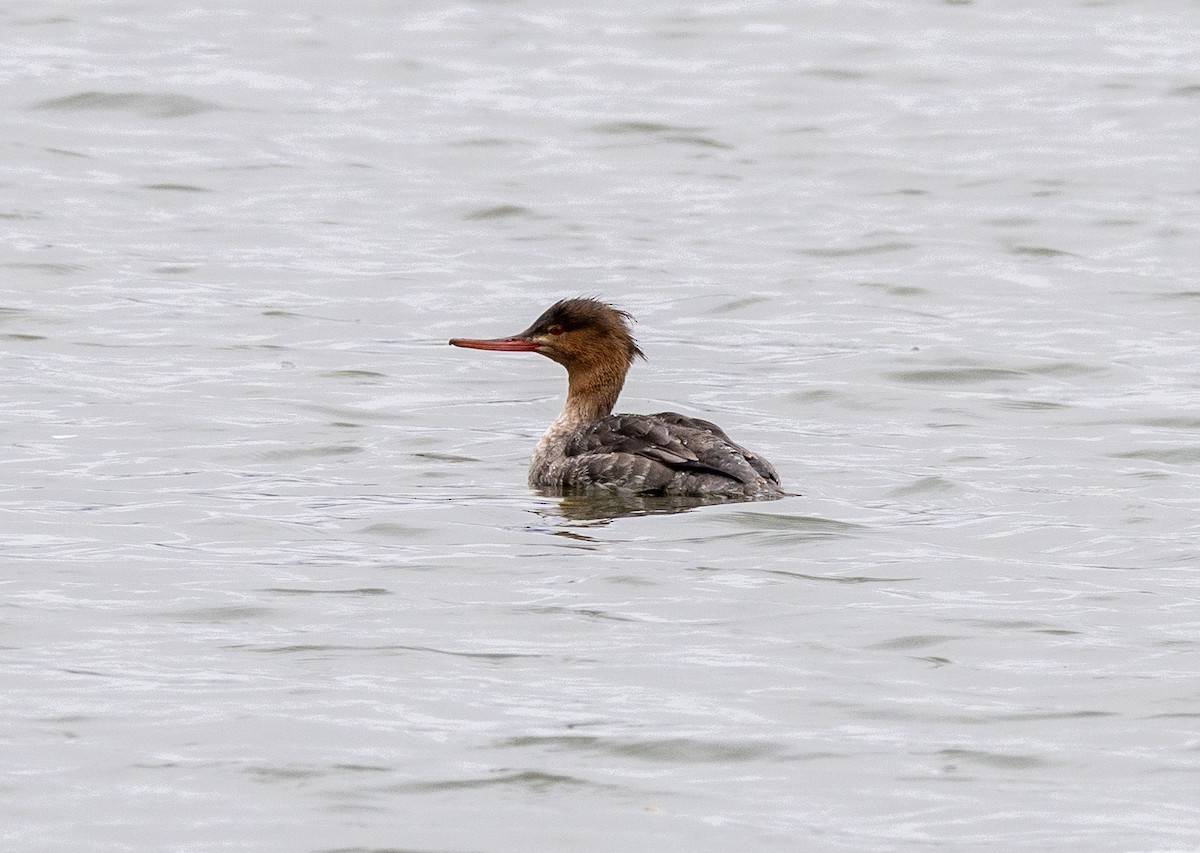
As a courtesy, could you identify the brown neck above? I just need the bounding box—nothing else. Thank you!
[560,360,627,427]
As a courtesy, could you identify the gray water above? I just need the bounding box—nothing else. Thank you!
[4,2,1200,851]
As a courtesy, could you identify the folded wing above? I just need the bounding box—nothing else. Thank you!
[561,411,781,494]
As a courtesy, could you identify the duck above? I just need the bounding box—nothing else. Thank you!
[449,297,784,500]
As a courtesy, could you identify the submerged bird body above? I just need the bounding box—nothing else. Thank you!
[449,298,783,501]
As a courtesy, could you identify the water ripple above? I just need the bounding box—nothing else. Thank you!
[30,90,224,118]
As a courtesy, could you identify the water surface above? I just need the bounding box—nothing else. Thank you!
[3,1,1200,851]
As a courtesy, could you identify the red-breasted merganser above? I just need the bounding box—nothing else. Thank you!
[449,298,784,501]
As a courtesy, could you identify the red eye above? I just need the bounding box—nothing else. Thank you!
[548,325,564,336]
